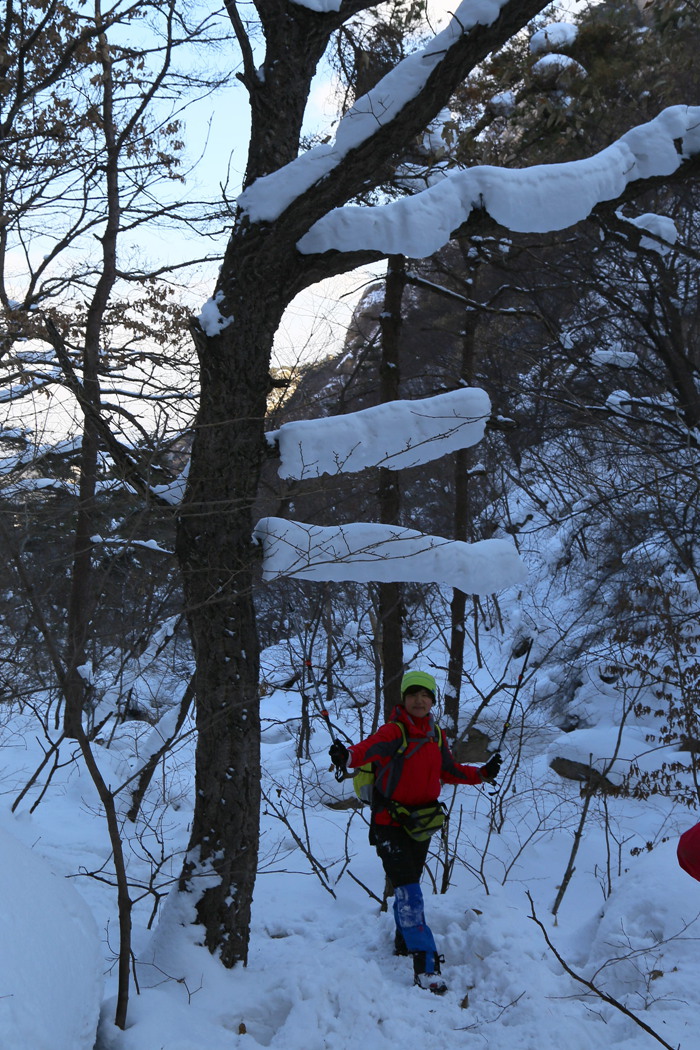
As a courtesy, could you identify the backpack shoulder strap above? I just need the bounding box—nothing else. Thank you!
[393,720,408,754]
[372,721,409,801]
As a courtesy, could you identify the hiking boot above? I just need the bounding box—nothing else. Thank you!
[414,972,448,995]
[412,951,446,993]
[393,929,410,956]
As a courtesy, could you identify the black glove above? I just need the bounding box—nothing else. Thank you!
[329,739,350,769]
[480,751,502,783]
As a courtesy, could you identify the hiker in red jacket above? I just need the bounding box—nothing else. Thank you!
[329,669,501,995]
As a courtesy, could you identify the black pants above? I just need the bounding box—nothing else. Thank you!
[369,823,430,889]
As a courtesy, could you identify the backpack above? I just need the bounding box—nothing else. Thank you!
[677,821,700,882]
[353,721,406,803]
[353,721,447,841]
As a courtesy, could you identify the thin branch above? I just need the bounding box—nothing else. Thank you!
[43,317,175,506]
[527,892,677,1050]
[346,868,384,905]
[224,0,258,91]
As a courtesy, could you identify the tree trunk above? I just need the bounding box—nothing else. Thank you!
[378,255,405,719]
[171,2,345,960]
[64,26,120,738]
[445,307,477,736]
[175,284,282,965]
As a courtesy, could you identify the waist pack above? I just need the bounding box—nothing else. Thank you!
[387,799,448,842]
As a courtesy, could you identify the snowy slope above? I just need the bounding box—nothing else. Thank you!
[3,432,700,1050]
[2,651,699,1050]
[0,820,103,1050]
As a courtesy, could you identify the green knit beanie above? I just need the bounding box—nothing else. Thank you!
[400,670,437,698]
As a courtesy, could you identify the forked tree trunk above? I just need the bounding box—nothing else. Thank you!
[172,3,343,963]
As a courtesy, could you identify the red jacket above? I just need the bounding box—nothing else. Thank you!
[347,704,484,826]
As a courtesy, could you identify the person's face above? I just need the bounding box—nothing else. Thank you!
[402,688,434,718]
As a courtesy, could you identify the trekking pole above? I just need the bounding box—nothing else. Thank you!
[317,705,354,782]
[300,644,353,779]
[489,637,534,796]
[288,605,353,780]
[496,637,534,752]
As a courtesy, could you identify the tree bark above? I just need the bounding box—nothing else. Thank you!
[175,289,281,965]
[378,254,406,719]
[445,307,477,736]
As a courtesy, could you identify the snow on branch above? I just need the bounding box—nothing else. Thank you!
[238,0,513,222]
[531,53,587,80]
[529,21,578,53]
[267,388,490,479]
[90,534,174,556]
[0,436,81,478]
[620,212,678,255]
[253,518,526,594]
[289,0,343,10]
[298,106,700,258]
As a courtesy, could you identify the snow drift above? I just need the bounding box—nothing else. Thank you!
[0,821,102,1050]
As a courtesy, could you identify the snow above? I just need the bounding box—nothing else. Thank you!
[2,476,74,496]
[197,291,233,336]
[91,534,174,555]
[590,347,638,368]
[606,389,633,415]
[253,518,526,593]
[151,460,189,505]
[587,844,700,1005]
[290,0,342,10]
[297,106,700,257]
[623,211,678,254]
[0,435,81,477]
[0,820,102,1050]
[530,21,578,53]
[238,0,513,223]
[4,553,700,1050]
[268,388,490,479]
[488,89,516,115]
[531,53,587,78]
[4,7,700,1049]
[546,725,653,784]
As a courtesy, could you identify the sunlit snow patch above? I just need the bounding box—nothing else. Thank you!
[268,388,490,479]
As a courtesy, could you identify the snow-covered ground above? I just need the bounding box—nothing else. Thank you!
[0,821,102,1050]
[3,418,699,1049]
[2,609,699,1050]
